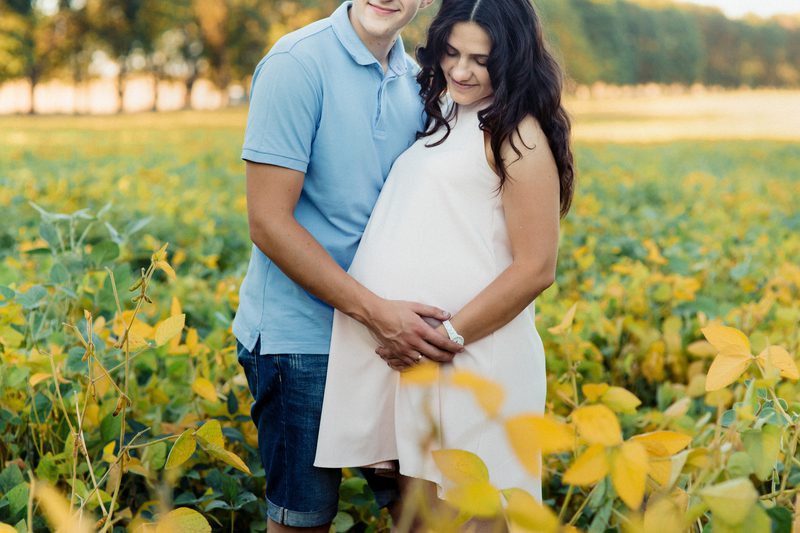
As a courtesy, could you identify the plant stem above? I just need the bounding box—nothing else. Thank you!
[559,484,575,522]
[568,484,597,526]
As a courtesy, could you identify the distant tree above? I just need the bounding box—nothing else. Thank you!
[0,0,67,113]
[86,0,173,112]
[536,0,600,85]
[573,0,637,85]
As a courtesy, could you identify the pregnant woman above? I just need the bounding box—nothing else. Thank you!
[316,0,574,510]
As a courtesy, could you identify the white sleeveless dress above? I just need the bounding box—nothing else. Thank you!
[314,99,546,497]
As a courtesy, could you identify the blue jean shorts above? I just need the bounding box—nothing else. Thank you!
[236,338,398,527]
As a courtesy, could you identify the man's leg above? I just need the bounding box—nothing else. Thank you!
[237,342,340,530]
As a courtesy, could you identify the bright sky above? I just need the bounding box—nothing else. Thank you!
[678,0,800,18]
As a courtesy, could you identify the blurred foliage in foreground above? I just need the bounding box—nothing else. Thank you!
[0,112,800,531]
[1,0,800,114]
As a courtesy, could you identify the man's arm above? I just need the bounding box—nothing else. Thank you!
[246,161,464,365]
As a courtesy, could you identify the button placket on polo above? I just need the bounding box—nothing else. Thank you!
[374,68,398,139]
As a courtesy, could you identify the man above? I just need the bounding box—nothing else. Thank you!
[233,0,464,530]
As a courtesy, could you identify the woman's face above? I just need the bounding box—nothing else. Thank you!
[440,22,493,106]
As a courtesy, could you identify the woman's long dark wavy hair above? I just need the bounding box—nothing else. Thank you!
[416,0,575,217]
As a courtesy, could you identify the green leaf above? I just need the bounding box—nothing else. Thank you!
[0,465,24,493]
[233,492,257,510]
[333,511,355,532]
[39,222,59,250]
[49,263,68,284]
[16,285,47,310]
[142,441,167,471]
[100,412,122,443]
[3,483,29,519]
[726,451,754,478]
[766,506,792,533]
[742,424,781,481]
[35,453,60,484]
[165,430,197,469]
[0,286,15,302]
[89,241,119,266]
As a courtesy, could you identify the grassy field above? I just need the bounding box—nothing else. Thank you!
[1,92,800,532]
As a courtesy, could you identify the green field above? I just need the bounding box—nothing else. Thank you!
[1,105,800,531]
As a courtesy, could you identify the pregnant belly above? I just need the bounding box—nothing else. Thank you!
[349,227,497,315]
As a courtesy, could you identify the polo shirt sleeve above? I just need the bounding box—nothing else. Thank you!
[241,52,321,173]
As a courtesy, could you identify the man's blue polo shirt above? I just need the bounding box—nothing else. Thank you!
[233,1,425,355]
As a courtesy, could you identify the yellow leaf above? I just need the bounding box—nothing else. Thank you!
[444,481,502,518]
[93,361,111,398]
[102,441,116,463]
[562,444,609,486]
[700,478,757,526]
[84,403,100,427]
[34,482,93,533]
[572,404,622,446]
[705,352,752,391]
[165,429,197,469]
[648,451,688,488]
[450,370,505,417]
[155,314,185,347]
[29,372,51,387]
[194,420,224,448]
[400,360,439,385]
[548,303,577,335]
[648,456,672,487]
[156,260,176,280]
[155,507,211,533]
[192,377,217,402]
[185,328,199,351]
[198,440,252,475]
[663,397,691,418]
[170,296,182,317]
[152,243,169,263]
[701,325,751,356]
[113,310,154,340]
[756,345,799,380]
[684,448,709,470]
[503,488,559,533]
[630,431,692,457]
[582,383,609,402]
[432,449,490,485]
[687,340,717,358]
[506,414,575,456]
[643,239,667,265]
[611,440,649,509]
[601,387,641,414]
[644,497,684,533]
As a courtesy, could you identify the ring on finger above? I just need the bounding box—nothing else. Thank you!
[416,353,423,362]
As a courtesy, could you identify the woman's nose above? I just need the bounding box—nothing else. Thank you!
[451,61,472,81]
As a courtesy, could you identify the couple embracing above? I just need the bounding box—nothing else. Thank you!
[233,0,575,530]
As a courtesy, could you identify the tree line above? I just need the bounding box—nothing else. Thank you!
[536,0,800,88]
[1,0,798,114]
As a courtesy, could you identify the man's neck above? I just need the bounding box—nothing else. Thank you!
[348,9,397,72]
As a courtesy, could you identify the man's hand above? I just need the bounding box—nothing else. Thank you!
[365,299,463,369]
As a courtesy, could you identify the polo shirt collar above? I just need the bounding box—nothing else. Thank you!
[331,1,409,76]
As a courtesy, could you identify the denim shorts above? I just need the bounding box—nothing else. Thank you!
[236,338,399,527]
